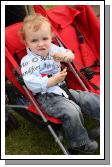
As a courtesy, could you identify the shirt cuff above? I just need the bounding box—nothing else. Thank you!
[41,76,48,93]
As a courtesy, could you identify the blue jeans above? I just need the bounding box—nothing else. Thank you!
[36,90,100,148]
[69,89,100,121]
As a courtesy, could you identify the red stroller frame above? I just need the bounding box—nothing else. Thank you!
[5,5,100,155]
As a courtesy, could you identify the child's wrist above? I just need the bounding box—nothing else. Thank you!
[53,75,59,84]
[63,54,74,62]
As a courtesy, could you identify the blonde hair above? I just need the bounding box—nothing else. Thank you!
[20,14,52,40]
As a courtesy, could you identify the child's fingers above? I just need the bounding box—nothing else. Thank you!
[60,68,67,73]
[63,68,67,72]
[61,72,67,76]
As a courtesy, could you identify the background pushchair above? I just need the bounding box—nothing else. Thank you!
[5,5,100,155]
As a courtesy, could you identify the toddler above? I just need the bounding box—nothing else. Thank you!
[20,14,100,154]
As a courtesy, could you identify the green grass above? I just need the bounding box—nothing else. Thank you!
[5,111,100,155]
[5,112,63,155]
[44,5,56,10]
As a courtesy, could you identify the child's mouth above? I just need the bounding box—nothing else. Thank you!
[38,48,46,51]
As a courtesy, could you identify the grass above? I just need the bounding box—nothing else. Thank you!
[44,5,56,10]
[5,111,100,155]
[5,112,63,155]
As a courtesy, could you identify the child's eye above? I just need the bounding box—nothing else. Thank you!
[31,39,38,42]
[43,37,48,40]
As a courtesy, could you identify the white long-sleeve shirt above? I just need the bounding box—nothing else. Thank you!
[20,43,68,97]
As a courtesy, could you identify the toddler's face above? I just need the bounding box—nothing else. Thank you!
[25,23,52,57]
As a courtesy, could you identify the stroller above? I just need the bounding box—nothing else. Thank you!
[5,5,100,155]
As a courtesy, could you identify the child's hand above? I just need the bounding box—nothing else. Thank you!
[52,53,64,62]
[47,68,67,87]
[54,68,67,83]
[52,51,74,62]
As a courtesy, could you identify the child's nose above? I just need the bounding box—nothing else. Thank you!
[38,41,44,46]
